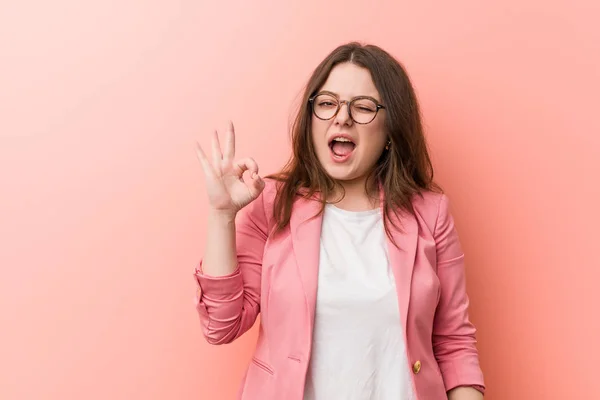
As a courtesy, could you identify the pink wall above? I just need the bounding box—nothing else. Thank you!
[1,1,599,399]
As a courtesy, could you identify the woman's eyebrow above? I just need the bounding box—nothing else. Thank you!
[317,90,339,97]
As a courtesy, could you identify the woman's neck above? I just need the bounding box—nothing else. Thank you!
[327,178,379,212]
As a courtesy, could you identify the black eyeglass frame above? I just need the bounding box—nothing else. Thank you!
[308,91,386,125]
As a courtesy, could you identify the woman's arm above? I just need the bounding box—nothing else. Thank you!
[200,209,238,276]
[194,190,268,345]
[432,194,486,394]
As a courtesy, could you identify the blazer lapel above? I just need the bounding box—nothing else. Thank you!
[289,194,323,331]
[381,190,419,340]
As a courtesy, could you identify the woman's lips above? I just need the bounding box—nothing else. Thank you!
[329,139,355,163]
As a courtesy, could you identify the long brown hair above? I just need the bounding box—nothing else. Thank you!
[266,42,442,240]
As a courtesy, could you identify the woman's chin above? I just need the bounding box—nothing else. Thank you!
[323,165,360,182]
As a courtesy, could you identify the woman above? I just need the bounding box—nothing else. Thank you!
[194,42,486,400]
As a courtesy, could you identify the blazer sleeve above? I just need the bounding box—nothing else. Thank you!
[432,194,486,393]
[193,189,269,345]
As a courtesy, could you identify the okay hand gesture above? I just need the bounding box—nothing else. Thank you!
[196,122,265,216]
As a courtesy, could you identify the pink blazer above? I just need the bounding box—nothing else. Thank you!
[194,179,485,399]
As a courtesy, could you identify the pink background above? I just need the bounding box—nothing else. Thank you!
[1,1,599,399]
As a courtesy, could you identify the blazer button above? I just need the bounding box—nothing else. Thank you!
[412,360,422,374]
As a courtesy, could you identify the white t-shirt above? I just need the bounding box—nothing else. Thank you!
[303,204,416,400]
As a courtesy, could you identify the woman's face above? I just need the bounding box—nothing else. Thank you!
[311,62,388,184]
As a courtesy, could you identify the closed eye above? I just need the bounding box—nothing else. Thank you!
[319,101,337,107]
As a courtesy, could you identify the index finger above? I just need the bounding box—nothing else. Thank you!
[195,142,216,178]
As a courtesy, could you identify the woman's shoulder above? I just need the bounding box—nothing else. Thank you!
[412,188,445,207]
[260,177,280,206]
[411,188,451,221]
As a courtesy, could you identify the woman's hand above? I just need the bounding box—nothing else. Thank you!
[196,121,264,217]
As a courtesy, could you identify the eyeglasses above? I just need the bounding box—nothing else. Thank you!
[308,91,386,125]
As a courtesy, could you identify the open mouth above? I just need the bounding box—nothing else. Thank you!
[328,137,356,158]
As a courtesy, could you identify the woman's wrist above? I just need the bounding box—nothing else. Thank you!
[207,208,237,223]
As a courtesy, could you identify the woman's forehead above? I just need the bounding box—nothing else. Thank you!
[320,63,380,99]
